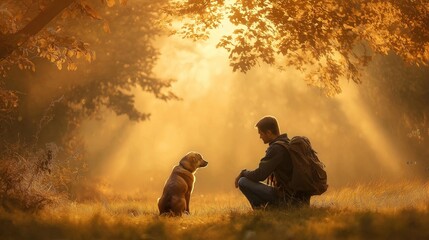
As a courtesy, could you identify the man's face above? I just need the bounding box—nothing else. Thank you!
[258,129,272,144]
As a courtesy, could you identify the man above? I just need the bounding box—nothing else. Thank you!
[235,116,310,209]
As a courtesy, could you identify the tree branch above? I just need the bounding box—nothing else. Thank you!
[0,0,75,60]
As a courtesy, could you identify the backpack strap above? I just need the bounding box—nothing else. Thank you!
[267,140,289,188]
[273,140,288,149]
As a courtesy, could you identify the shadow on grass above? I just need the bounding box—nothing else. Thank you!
[179,206,335,240]
[334,209,429,240]
[2,207,429,239]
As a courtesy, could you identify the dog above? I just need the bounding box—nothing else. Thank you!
[157,152,208,216]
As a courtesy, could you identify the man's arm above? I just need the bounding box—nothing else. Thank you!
[241,144,284,182]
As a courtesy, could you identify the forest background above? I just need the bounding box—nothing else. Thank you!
[0,0,428,216]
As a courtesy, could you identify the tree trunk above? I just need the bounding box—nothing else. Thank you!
[0,0,75,60]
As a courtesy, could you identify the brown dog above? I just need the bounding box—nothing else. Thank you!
[157,152,208,216]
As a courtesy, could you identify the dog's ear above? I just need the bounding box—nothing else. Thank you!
[180,153,198,172]
[180,155,191,169]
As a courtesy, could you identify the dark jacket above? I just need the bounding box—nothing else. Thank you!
[241,134,292,189]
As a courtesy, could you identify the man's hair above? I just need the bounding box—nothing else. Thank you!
[255,116,280,135]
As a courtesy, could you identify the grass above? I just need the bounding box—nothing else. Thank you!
[1,181,429,240]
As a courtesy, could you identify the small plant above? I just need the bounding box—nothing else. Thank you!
[0,144,53,211]
[0,139,89,211]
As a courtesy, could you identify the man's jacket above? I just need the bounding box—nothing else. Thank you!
[241,133,292,189]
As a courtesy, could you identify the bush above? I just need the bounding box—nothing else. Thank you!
[0,140,88,212]
[0,144,53,211]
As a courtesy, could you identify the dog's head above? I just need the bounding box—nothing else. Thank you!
[179,152,208,173]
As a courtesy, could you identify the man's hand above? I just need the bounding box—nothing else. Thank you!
[234,169,245,188]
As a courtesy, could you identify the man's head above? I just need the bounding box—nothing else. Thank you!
[255,116,280,144]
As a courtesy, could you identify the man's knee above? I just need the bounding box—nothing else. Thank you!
[237,177,251,190]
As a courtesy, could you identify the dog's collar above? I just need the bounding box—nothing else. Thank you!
[179,162,193,173]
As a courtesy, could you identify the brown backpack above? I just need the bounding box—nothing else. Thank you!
[275,136,328,195]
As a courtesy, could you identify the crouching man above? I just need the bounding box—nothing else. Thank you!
[235,116,311,209]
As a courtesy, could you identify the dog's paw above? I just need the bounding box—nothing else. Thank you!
[184,210,190,215]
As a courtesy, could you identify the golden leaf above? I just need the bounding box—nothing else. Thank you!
[106,0,115,7]
[56,62,63,70]
[85,53,92,62]
[103,21,111,33]
[67,63,77,71]
[39,39,48,47]
[67,50,74,58]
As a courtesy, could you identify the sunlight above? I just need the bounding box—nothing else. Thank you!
[3,1,429,239]
[73,1,418,193]
[337,83,403,176]
[153,19,236,100]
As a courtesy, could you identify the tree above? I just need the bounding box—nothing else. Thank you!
[166,0,429,95]
[1,0,96,76]
[1,0,177,140]
[0,0,178,208]
[1,0,181,147]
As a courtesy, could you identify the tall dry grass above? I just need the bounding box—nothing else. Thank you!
[1,180,429,239]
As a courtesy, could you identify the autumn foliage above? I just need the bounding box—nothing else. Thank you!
[167,0,429,95]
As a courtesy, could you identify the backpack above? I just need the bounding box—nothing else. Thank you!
[275,136,328,195]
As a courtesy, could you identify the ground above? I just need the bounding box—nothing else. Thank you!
[1,181,429,240]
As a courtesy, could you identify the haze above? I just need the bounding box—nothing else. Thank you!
[78,29,415,196]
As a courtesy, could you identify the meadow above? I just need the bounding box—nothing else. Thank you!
[1,181,429,240]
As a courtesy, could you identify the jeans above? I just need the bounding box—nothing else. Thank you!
[238,177,311,209]
[237,177,279,209]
